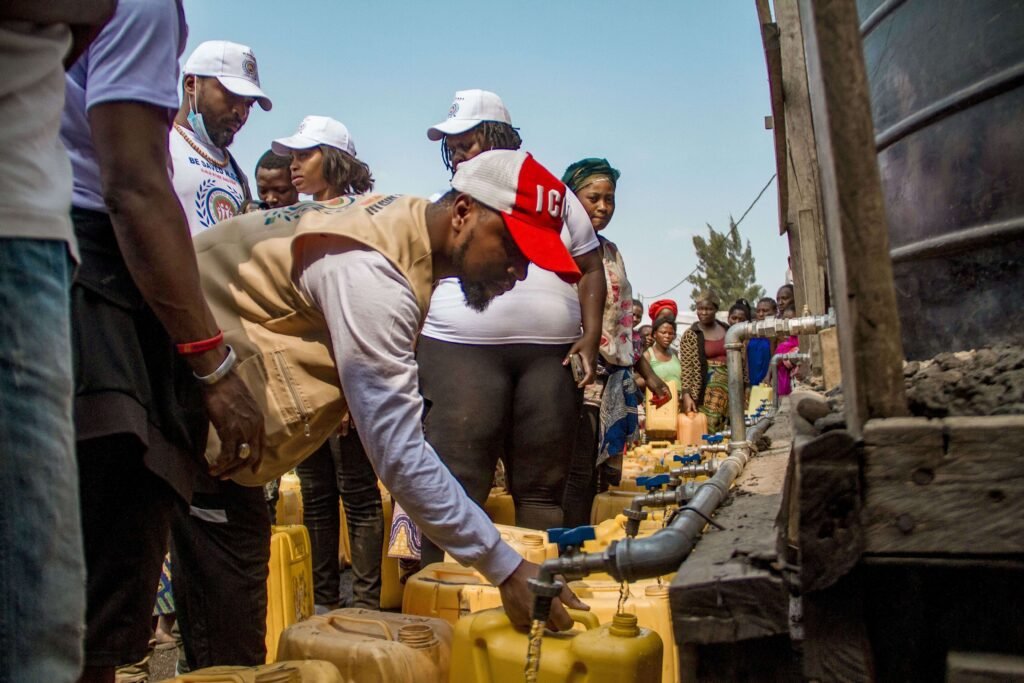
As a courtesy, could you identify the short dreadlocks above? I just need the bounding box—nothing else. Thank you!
[441,121,522,173]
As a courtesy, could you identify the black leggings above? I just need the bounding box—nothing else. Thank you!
[417,337,582,566]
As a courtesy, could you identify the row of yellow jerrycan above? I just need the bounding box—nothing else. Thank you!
[184,607,664,683]
[402,517,679,681]
[275,475,515,602]
[274,474,418,611]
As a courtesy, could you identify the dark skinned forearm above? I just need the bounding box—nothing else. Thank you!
[573,248,606,349]
[90,101,224,376]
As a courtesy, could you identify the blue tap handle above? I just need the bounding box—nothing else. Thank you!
[547,526,597,551]
[675,454,700,465]
[636,474,671,491]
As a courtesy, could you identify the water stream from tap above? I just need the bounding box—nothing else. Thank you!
[617,581,629,615]
[524,618,545,683]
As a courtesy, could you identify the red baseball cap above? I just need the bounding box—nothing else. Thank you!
[451,150,582,284]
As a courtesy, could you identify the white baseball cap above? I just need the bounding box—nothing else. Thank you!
[426,89,512,141]
[272,116,357,158]
[184,40,272,111]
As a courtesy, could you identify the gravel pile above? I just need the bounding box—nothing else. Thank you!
[903,345,1024,417]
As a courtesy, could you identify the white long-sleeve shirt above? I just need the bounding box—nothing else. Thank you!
[299,247,522,584]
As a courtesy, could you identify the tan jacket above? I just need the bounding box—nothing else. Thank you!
[194,194,434,485]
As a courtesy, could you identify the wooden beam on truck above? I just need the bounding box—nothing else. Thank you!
[947,652,1024,682]
[798,0,908,437]
[775,0,831,375]
[861,416,1024,555]
[754,0,789,236]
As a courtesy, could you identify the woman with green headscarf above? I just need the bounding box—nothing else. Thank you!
[560,158,670,527]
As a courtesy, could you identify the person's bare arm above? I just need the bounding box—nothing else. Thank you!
[566,247,605,386]
[89,100,264,476]
[1,0,116,24]
[635,354,669,400]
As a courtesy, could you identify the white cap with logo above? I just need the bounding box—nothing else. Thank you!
[426,89,512,141]
[272,116,357,158]
[184,40,272,111]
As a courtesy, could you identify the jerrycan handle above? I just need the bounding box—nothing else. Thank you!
[324,613,394,641]
[255,666,303,683]
[567,608,601,630]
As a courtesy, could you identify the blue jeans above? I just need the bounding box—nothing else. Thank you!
[0,238,84,682]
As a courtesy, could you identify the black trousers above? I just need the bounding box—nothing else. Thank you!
[295,434,383,609]
[170,479,270,668]
[416,337,582,566]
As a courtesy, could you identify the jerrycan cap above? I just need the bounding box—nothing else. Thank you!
[610,612,641,637]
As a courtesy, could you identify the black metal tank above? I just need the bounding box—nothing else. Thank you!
[856,0,1024,359]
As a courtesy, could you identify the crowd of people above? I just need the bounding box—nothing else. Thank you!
[1,3,800,682]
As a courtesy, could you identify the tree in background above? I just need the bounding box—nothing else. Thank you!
[686,217,764,309]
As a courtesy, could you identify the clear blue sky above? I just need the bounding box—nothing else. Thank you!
[181,0,789,318]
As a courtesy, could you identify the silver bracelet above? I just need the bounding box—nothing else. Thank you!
[193,345,237,385]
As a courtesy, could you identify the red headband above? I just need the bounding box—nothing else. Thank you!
[648,299,678,323]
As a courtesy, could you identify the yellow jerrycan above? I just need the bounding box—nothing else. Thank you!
[336,499,351,567]
[401,563,503,625]
[645,383,679,439]
[483,487,516,526]
[444,523,557,565]
[276,608,453,683]
[450,608,663,683]
[170,660,342,682]
[590,490,643,524]
[569,582,678,683]
[275,472,304,526]
[746,383,773,415]
[265,525,314,663]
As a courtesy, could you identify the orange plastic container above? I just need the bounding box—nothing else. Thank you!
[266,525,314,663]
[569,581,678,683]
[676,412,708,447]
[482,487,515,526]
[443,523,557,566]
[401,563,503,625]
[276,608,452,683]
[645,384,679,438]
[276,472,303,526]
[170,660,342,682]
[449,608,663,683]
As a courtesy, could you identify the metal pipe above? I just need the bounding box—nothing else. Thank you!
[528,313,836,605]
[725,311,835,445]
[623,481,699,537]
[768,351,811,410]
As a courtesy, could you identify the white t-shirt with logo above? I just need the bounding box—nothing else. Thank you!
[170,126,245,235]
[420,190,599,345]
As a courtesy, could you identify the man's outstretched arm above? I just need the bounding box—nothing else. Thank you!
[300,248,586,629]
